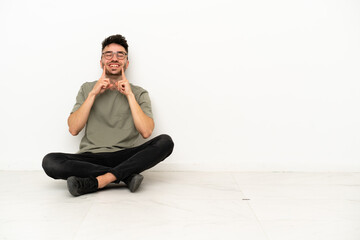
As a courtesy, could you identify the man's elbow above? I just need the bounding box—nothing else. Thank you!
[140,120,154,139]
[141,129,153,139]
[69,128,79,136]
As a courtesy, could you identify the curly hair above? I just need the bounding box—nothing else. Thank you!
[101,34,128,53]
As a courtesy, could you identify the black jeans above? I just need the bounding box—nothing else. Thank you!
[42,134,174,182]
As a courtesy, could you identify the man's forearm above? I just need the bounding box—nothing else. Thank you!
[127,93,154,139]
[68,93,96,136]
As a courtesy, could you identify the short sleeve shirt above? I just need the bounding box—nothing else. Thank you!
[71,81,153,153]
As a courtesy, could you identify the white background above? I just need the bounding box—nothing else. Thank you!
[0,0,359,171]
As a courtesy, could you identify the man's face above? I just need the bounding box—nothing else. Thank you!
[100,43,129,76]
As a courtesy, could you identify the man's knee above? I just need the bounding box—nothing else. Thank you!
[42,153,63,179]
[156,134,174,156]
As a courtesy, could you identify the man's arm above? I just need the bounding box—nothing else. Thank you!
[127,93,154,139]
[116,66,154,139]
[68,92,96,136]
[68,67,112,136]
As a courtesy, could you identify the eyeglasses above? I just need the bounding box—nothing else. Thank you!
[102,51,128,60]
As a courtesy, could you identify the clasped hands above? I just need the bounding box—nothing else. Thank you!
[92,65,132,97]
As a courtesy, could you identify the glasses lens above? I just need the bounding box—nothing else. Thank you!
[104,52,113,59]
[117,52,125,60]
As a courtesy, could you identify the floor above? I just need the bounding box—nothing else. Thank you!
[0,171,359,240]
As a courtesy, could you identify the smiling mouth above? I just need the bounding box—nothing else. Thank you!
[109,64,120,68]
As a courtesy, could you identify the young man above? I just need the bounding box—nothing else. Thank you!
[42,34,174,197]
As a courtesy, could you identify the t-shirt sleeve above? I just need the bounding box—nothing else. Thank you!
[71,84,87,114]
[138,91,153,119]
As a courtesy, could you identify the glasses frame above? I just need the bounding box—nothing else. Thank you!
[102,51,128,60]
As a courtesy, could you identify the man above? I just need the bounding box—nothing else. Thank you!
[42,34,174,197]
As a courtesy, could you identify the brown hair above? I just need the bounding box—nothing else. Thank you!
[101,34,128,53]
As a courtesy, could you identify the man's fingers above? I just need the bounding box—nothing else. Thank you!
[121,65,126,79]
[116,81,124,91]
[101,64,106,78]
[101,80,109,88]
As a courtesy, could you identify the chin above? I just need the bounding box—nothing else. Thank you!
[109,70,121,75]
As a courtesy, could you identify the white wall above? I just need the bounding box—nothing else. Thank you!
[0,0,359,171]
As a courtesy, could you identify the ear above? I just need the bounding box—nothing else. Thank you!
[125,60,129,69]
[100,60,104,69]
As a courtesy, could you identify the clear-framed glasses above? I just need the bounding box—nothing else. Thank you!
[102,51,128,60]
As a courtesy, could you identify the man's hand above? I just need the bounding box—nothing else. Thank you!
[90,66,114,96]
[115,66,133,96]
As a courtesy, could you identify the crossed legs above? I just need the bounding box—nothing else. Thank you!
[42,134,174,196]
